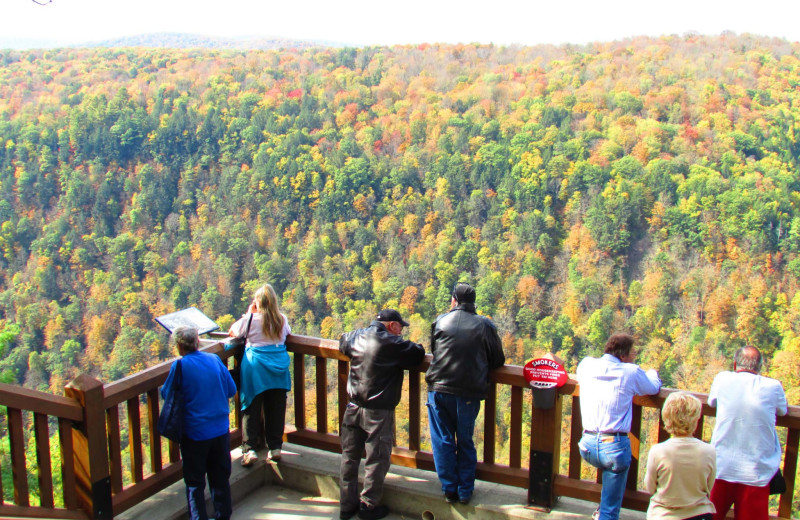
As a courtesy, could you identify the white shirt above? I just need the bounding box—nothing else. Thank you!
[230,312,290,346]
[708,370,787,486]
[577,354,662,433]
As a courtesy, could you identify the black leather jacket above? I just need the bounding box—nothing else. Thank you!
[425,303,505,399]
[339,321,425,410]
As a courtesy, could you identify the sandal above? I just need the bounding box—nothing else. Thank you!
[241,450,258,467]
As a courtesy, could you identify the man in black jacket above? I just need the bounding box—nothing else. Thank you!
[338,309,425,520]
[426,282,505,505]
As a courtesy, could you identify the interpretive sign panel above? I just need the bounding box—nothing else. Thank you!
[155,307,220,335]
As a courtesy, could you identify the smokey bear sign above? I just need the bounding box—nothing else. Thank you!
[523,358,568,389]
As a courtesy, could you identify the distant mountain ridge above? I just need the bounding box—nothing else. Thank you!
[1,32,347,50]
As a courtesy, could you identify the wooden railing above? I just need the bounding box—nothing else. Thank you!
[0,333,798,519]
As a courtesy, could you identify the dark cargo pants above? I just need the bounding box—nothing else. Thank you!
[339,403,395,511]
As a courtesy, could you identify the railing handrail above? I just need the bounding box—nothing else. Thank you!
[0,382,83,421]
[281,333,800,421]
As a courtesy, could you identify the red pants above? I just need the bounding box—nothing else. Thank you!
[710,478,769,520]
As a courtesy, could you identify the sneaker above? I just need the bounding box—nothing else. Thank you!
[241,450,258,467]
[268,448,282,461]
[458,495,471,505]
[357,503,389,520]
[339,506,359,520]
[444,491,458,504]
[592,508,600,520]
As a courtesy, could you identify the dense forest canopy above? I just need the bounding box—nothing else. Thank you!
[1,34,800,401]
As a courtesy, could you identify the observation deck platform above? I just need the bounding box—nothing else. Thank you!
[119,444,646,520]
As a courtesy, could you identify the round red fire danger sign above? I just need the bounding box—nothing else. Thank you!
[523,358,568,389]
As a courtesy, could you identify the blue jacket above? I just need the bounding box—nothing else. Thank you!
[161,350,237,441]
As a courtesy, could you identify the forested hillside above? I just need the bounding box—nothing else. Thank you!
[1,35,800,400]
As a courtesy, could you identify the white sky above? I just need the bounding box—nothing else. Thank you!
[2,0,799,47]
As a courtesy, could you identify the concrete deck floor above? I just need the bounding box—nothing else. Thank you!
[120,444,647,520]
[233,485,410,520]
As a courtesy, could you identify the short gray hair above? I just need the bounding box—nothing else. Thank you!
[172,326,199,352]
[734,345,762,373]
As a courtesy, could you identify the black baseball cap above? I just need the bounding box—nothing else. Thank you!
[376,309,409,327]
[452,282,476,304]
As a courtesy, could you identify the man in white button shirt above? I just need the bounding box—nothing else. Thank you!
[576,333,661,520]
[708,345,787,520]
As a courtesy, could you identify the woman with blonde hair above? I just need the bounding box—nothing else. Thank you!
[644,391,716,520]
[228,283,291,467]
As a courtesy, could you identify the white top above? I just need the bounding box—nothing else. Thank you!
[577,354,661,433]
[644,436,716,520]
[230,312,290,346]
[708,370,787,486]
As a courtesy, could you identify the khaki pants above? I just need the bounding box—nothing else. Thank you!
[339,403,394,511]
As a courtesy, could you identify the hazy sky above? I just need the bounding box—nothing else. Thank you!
[3,0,800,47]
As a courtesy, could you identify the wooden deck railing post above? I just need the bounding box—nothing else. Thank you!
[65,374,112,520]
[528,390,563,510]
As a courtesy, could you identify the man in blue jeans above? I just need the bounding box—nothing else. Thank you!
[426,282,505,505]
[576,333,661,520]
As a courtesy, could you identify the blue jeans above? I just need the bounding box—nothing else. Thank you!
[426,391,481,500]
[180,432,232,520]
[578,432,631,520]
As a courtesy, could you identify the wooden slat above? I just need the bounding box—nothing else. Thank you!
[657,412,669,443]
[408,370,420,451]
[127,397,144,483]
[293,353,306,430]
[568,396,583,479]
[146,389,162,473]
[168,439,180,463]
[106,406,123,493]
[509,386,523,468]
[0,445,3,505]
[33,412,54,508]
[0,504,89,519]
[693,414,705,440]
[231,355,242,429]
[0,383,83,421]
[337,360,349,431]
[111,462,183,517]
[484,383,496,464]
[8,407,29,507]
[626,405,642,490]
[779,427,799,518]
[58,418,77,510]
[315,357,327,433]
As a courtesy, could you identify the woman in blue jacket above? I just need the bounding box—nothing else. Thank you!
[161,326,237,520]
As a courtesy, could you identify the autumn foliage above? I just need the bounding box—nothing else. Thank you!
[0,35,799,400]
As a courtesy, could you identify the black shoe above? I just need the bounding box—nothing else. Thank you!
[340,506,359,520]
[458,495,471,505]
[444,491,458,504]
[358,503,389,520]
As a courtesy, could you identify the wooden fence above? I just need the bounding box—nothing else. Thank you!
[0,333,797,518]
